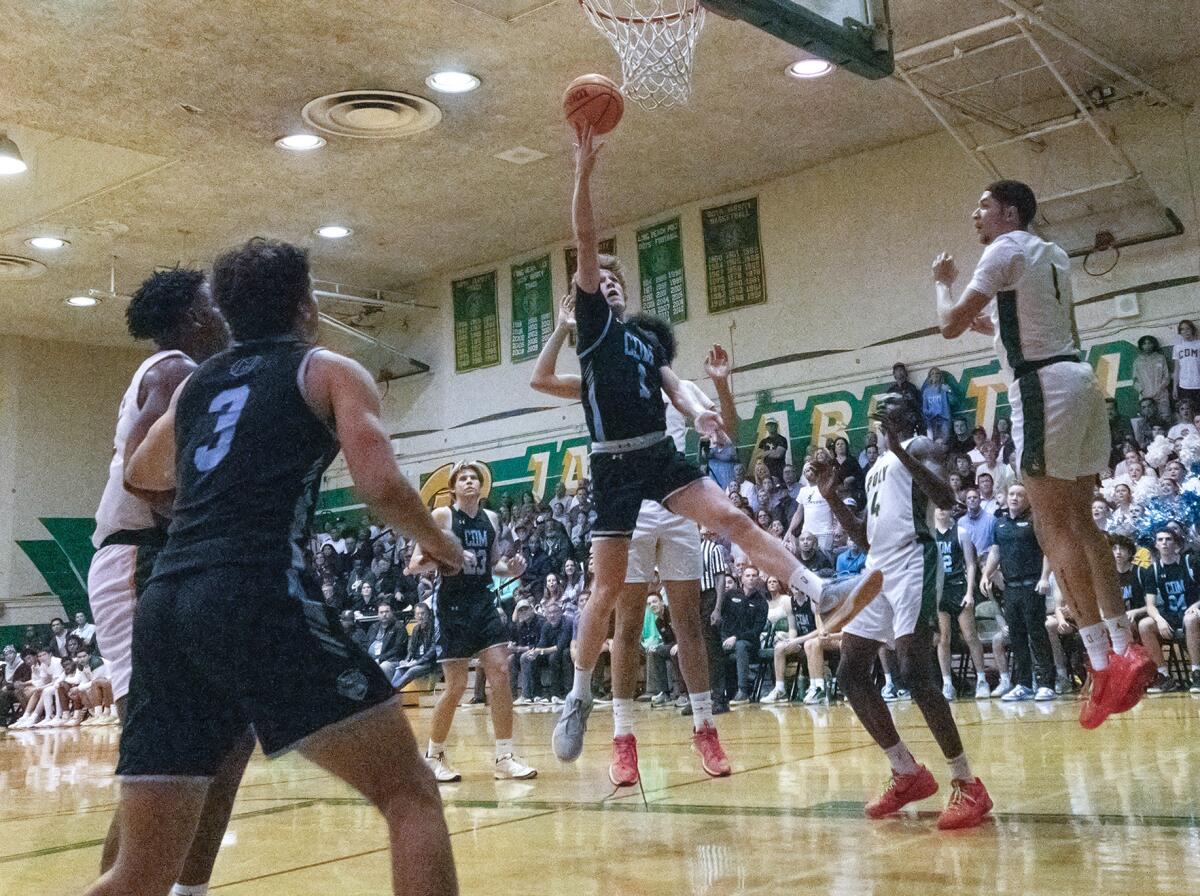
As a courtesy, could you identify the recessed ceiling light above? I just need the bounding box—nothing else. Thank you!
[27,236,69,250]
[787,58,835,79]
[65,295,98,307]
[276,133,327,151]
[425,71,480,94]
[315,225,352,239]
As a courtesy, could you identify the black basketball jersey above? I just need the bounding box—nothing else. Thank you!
[155,338,338,576]
[935,525,967,584]
[1117,566,1145,612]
[436,506,496,606]
[1139,557,1198,619]
[575,284,669,444]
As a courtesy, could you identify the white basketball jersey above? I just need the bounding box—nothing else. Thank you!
[966,230,1080,381]
[864,438,933,556]
[660,380,709,453]
[92,350,188,547]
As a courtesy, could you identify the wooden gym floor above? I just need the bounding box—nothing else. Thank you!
[4,694,1198,894]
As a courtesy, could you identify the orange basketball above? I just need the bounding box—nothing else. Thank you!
[563,74,624,136]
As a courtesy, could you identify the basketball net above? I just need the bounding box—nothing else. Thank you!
[579,0,706,110]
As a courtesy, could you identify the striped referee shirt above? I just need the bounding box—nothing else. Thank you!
[700,537,727,592]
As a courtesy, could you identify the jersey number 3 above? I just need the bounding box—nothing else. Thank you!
[194,385,251,472]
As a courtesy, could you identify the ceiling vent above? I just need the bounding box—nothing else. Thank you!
[302,90,442,139]
[0,255,47,280]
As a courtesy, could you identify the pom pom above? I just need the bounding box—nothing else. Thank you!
[1144,435,1174,472]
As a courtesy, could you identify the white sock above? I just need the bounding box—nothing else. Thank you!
[1104,615,1133,655]
[172,885,209,896]
[884,741,920,775]
[495,738,513,759]
[1056,666,1070,680]
[1192,665,1200,673]
[613,698,635,737]
[812,677,825,690]
[426,739,444,759]
[689,691,714,730]
[788,565,825,603]
[883,673,895,688]
[570,666,594,702]
[942,674,952,686]
[1157,665,1168,676]
[947,753,972,782]
[1079,622,1110,671]
[998,674,1011,688]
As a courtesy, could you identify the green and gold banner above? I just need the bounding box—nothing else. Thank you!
[636,217,687,323]
[452,270,501,372]
[702,197,766,313]
[510,255,554,363]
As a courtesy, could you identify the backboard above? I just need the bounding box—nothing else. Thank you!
[703,0,893,79]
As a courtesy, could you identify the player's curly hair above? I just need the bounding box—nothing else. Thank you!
[626,312,676,363]
[125,267,207,342]
[212,238,310,340]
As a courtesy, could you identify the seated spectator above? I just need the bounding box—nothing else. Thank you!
[1138,529,1200,693]
[560,558,585,608]
[947,417,974,457]
[538,512,573,571]
[836,539,867,578]
[1114,445,1144,479]
[47,617,69,659]
[392,604,439,691]
[74,648,115,725]
[364,602,407,680]
[524,602,573,703]
[70,612,97,651]
[340,609,369,653]
[1044,578,1083,694]
[1168,399,1198,441]
[351,581,383,619]
[1091,497,1112,531]
[794,532,835,577]
[761,576,799,703]
[1106,397,1136,454]
[720,567,768,705]
[57,656,92,726]
[510,600,545,704]
[1133,396,1168,447]
[802,631,842,704]
[1,645,32,725]
[857,431,878,469]
[520,535,555,601]
[549,482,571,527]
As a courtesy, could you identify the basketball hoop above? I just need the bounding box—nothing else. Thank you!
[578,0,706,110]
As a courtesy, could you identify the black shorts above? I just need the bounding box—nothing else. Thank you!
[434,593,510,661]
[938,578,969,617]
[590,437,705,537]
[117,565,395,778]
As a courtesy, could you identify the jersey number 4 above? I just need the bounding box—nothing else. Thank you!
[194,385,250,472]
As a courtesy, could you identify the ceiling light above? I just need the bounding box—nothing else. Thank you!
[0,133,27,175]
[275,133,327,151]
[65,295,98,308]
[425,71,480,94]
[27,236,68,250]
[787,58,835,79]
[315,225,352,239]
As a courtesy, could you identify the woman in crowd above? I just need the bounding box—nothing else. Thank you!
[761,576,802,703]
[921,367,954,443]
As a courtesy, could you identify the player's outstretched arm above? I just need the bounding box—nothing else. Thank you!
[703,344,739,447]
[408,506,453,575]
[125,377,189,494]
[530,295,581,400]
[306,352,462,573]
[572,125,603,295]
[887,428,957,511]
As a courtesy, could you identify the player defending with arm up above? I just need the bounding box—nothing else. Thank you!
[932,180,1154,729]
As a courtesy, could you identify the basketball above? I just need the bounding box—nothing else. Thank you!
[563,73,624,136]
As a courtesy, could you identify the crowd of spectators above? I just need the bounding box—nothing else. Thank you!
[3,613,117,729]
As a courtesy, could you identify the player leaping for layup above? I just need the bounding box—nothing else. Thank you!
[551,125,883,763]
[933,180,1154,729]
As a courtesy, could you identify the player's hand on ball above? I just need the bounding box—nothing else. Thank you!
[557,294,577,332]
[932,252,959,285]
[704,344,731,381]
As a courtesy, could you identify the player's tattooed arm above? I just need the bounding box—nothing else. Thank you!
[530,295,581,401]
[891,435,957,511]
[809,456,868,552]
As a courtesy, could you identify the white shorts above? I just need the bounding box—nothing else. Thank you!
[625,501,702,584]
[86,544,138,701]
[842,540,938,647]
[1008,360,1108,481]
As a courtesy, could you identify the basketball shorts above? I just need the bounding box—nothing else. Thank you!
[434,593,510,662]
[590,436,705,537]
[116,564,394,778]
[1008,360,1108,481]
[938,577,969,617]
[86,536,162,701]
[626,500,702,583]
[843,540,939,647]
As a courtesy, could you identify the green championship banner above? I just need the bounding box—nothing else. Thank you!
[636,217,687,323]
[452,270,501,372]
[565,237,616,285]
[702,197,766,313]
[510,255,554,363]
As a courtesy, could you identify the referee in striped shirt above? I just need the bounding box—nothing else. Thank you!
[693,528,731,713]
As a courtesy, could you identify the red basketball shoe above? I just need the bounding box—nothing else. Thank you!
[692,722,731,777]
[937,778,993,830]
[864,765,939,818]
[609,734,639,787]
[1079,647,1155,730]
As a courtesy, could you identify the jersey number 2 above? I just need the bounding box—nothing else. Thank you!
[194,385,250,472]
